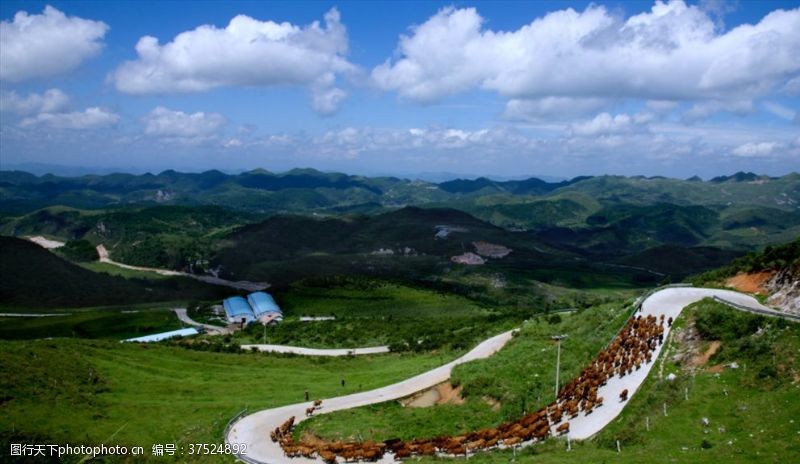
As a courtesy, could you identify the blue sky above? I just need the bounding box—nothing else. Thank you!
[1,0,798,179]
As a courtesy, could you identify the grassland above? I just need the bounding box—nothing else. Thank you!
[233,279,516,349]
[0,304,183,340]
[0,340,448,463]
[301,299,800,464]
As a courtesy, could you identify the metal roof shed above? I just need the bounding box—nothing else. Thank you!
[247,292,282,319]
[223,296,255,323]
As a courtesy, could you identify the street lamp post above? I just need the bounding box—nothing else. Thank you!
[551,334,568,401]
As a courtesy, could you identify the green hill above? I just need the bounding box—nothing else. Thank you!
[0,236,227,308]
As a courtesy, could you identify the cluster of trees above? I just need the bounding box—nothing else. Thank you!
[57,239,98,262]
[692,238,799,284]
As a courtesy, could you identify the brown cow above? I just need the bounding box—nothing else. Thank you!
[305,407,315,417]
[319,450,336,463]
[620,389,629,401]
[556,422,570,435]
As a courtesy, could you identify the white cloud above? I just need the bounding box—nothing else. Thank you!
[223,138,243,148]
[569,112,649,136]
[731,141,782,157]
[372,2,800,104]
[311,86,347,116]
[0,89,70,115]
[20,107,119,130]
[0,6,108,82]
[111,8,353,114]
[249,126,536,160]
[143,107,226,140]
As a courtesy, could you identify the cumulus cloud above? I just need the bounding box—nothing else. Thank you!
[372,1,800,106]
[731,141,782,157]
[111,8,353,114]
[20,107,119,130]
[0,6,108,82]
[0,89,70,115]
[143,107,226,141]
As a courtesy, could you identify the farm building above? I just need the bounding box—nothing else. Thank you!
[223,296,255,324]
[248,292,284,323]
[223,292,283,325]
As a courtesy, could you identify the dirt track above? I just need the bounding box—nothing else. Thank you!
[96,244,269,292]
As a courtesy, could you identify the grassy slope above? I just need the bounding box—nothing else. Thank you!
[0,305,183,340]
[303,299,799,464]
[296,300,632,441]
[0,340,446,463]
[231,280,515,350]
[0,236,228,309]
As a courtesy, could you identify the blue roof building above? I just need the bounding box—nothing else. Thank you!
[248,292,283,322]
[223,296,255,323]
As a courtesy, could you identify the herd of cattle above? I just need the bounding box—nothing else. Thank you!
[270,312,668,462]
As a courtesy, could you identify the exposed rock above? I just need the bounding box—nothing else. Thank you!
[766,268,800,315]
[371,248,394,256]
[450,252,485,265]
[155,189,173,202]
[473,241,512,258]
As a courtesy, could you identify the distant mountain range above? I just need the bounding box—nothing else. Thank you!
[1,168,797,215]
[2,168,798,283]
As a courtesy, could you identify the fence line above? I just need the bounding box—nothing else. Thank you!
[224,408,269,464]
[712,296,800,322]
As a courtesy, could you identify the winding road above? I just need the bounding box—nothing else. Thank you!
[225,287,782,463]
[95,244,269,292]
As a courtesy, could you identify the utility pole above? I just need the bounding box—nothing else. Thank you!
[552,334,568,401]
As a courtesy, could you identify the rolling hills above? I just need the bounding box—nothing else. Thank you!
[0,236,227,308]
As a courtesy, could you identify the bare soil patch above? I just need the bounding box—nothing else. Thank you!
[473,241,512,258]
[401,382,465,408]
[726,271,775,295]
[690,340,721,367]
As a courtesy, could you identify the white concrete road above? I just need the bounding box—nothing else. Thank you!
[241,344,390,356]
[227,329,516,464]
[226,287,775,463]
[27,236,65,249]
[173,308,232,334]
[564,287,772,439]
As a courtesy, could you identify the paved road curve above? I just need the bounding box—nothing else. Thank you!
[96,244,269,292]
[226,287,778,463]
[565,287,774,439]
[227,329,516,463]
